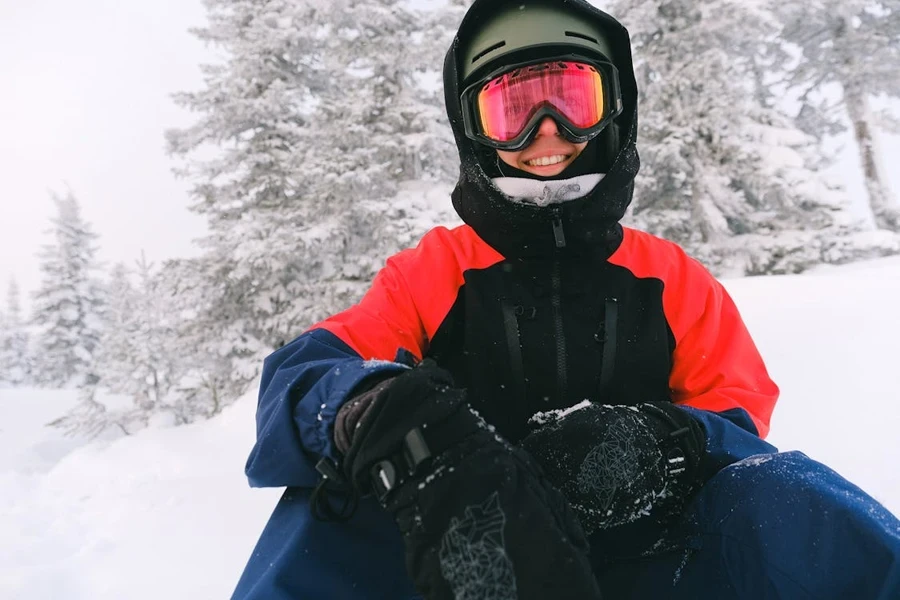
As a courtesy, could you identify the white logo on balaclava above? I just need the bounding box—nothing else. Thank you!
[492,174,605,207]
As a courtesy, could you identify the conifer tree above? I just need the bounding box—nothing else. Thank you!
[0,278,31,385]
[775,0,900,232]
[30,192,105,386]
[165,0,462,403]
[612,0,896,274]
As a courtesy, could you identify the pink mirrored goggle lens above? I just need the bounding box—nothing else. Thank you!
[477,61,607,143]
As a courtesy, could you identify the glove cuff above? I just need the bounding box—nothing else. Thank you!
[334,376,395,455]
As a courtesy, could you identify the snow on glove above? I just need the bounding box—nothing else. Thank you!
[520,400,707,559]
[338,359,603,600]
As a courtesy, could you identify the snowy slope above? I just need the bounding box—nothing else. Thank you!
[729,256,900,509]
[0,391,280,600]
[2,257,900,600]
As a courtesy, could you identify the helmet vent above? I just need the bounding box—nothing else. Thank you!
[565,30,599,44]
[472,41,507,63]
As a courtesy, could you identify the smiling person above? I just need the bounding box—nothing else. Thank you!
[231,1,900,599]
[499,115,587,173]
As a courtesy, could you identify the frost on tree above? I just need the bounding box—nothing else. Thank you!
[101,257,179,413]
[30,192,105,387]
[0,278,32,386]
[777,0,900,233]
[165,0,463,405]
[610,0,899,275]
[81,257,189,432]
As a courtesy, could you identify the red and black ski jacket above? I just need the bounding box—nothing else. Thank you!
[317,224,777,441]
[245,223,778,492]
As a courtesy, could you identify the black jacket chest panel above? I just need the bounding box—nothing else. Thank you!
[428,258,676,443]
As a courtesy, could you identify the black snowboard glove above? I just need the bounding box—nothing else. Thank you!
[330,360,603,600]
[520,401,708,559]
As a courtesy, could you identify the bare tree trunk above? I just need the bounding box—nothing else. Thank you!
[843,85,900,231]
[693,193,729,245]
[151,369,160,409]
[207,376,221,417]
[691,158,731,245]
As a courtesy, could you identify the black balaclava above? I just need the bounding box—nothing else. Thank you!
[443,0,641,259]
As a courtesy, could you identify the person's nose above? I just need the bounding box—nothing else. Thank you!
[536,116,561,137]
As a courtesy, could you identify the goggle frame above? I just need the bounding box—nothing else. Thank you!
[460,55,624,151]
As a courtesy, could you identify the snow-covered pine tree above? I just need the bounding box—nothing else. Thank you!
[30,191,105,387]
[283,0,463,316]
[129,254,181,411]
[93,263,138,389]
[776,0,900,232]
[0,305,5,384]
[50,257,186,437]
[0,278,31,386]
[166,0,462,405]
[56,262,152,435]
[93,257,181,420]
[47,386,143,439]
[610,0,891,275]
[315,0,459,186]
[154,255,250,423]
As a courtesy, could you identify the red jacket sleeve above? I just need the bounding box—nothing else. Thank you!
[313,225,504,362]
[610,228,778,438]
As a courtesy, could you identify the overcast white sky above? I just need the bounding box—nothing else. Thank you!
[0,0,212,305]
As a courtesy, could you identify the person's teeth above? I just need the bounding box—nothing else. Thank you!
[526,155,568,167]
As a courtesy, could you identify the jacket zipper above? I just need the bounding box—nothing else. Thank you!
[596,297,619,399]
[551,210,568,404]
[501,301,527,405]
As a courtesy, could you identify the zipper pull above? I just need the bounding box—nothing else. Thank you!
[551,211,567,248]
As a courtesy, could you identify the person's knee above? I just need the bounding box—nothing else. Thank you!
[688,450,845,540]
[691,449,900,557]
[686,452,900,598]
[709,450,818,499]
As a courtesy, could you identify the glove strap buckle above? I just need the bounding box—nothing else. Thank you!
[403,427,432,470]
[371,459,399,501]
[315,456,348,486]
[370,426,434,502]
[311,457,359,522]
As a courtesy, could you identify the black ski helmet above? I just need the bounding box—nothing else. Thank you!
[459,1,618,86]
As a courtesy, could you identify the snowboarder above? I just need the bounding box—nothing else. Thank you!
[232,1,900,598]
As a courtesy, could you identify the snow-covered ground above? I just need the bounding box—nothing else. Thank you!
[2,256,900,599]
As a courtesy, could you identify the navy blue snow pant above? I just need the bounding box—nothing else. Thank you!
[595,451,900,599]
[232,451,900,599]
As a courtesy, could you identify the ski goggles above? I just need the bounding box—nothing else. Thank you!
[460,59,623,151]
